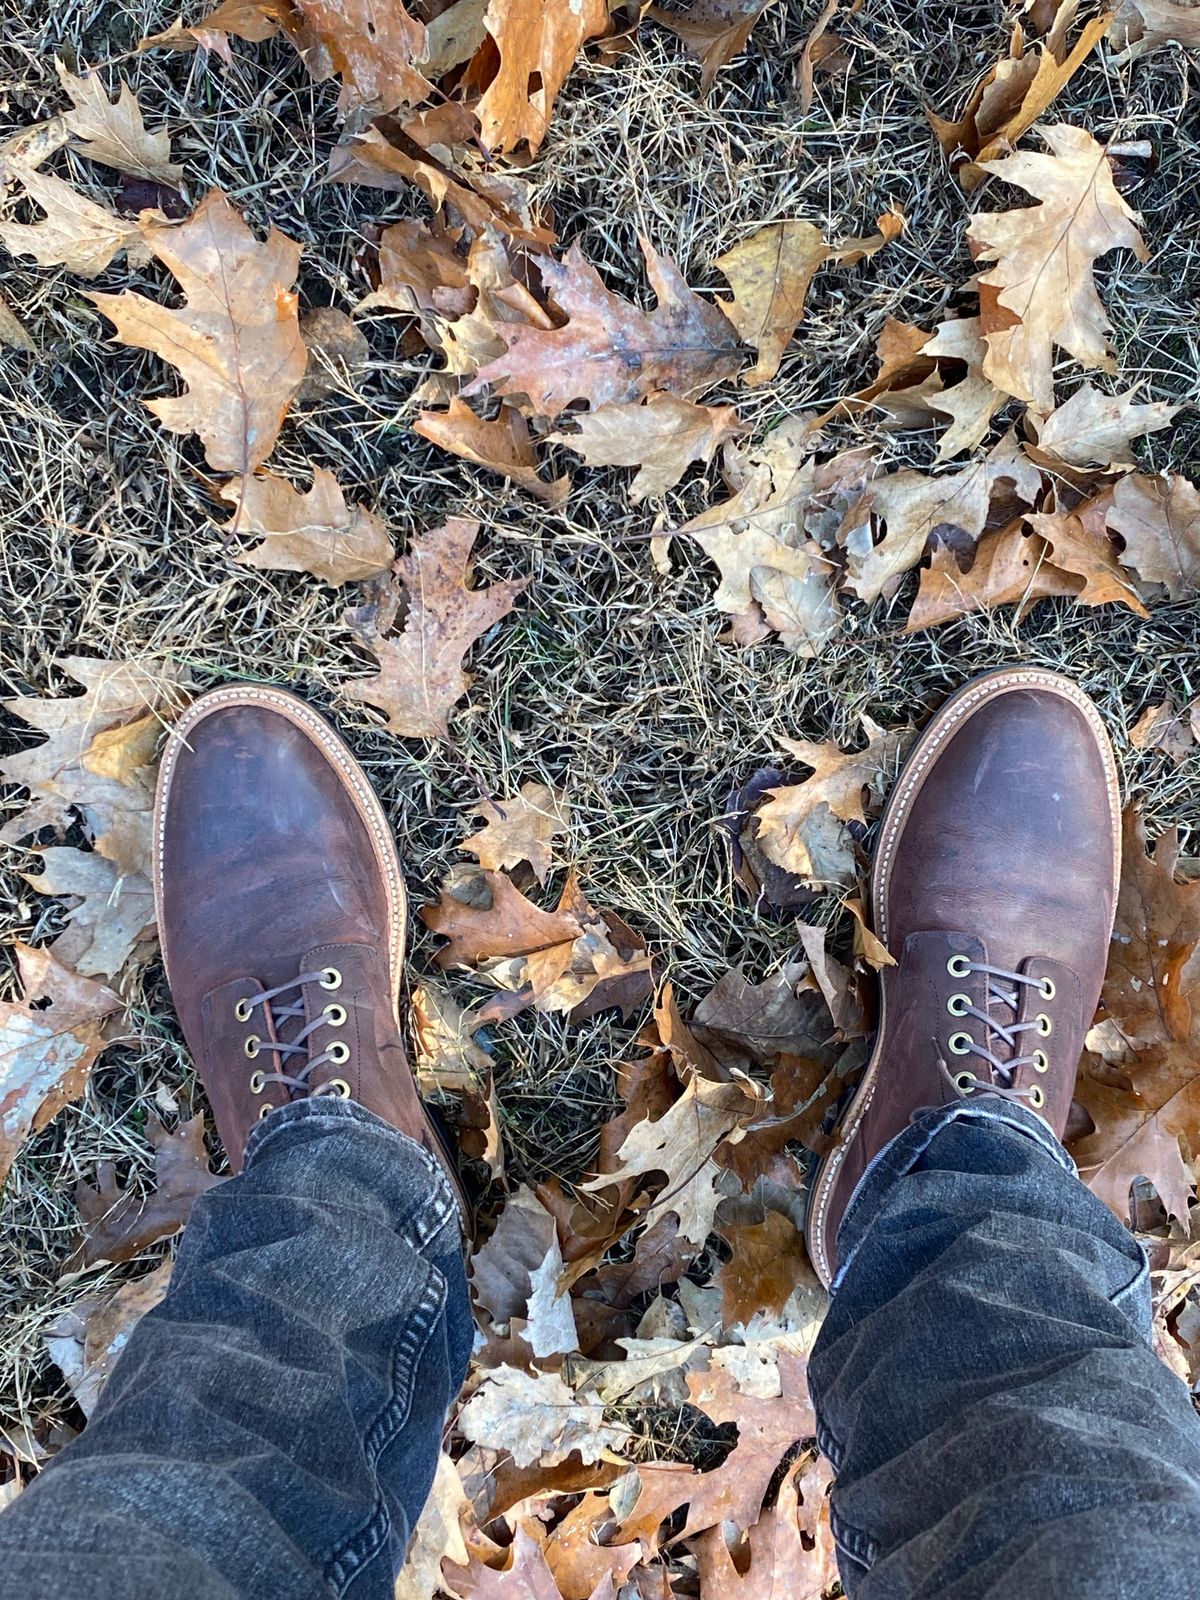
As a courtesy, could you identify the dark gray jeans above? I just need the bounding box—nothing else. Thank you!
[2,1094,1200,1598]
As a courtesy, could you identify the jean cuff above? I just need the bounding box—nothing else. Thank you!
[831,1095,1076,1294]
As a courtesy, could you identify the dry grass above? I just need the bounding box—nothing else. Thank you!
[2,0,1200,1456]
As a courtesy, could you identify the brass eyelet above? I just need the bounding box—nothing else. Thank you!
[323,1003,347,1027]
[327,1078,352,1099]
[947,993,970,1017]
[327,1040,350,1065]
[1039,977,1056,1001]
[1035,1013,1052,1037]
[1032,1050,1050,1073]
[258,1102,274,1119]
[243,1035,261,1059]
[319,967,343,991]
[947,954,971,978]
[1029,1085,1046,1110]
[954,1070,976,1092]
[947,1031,973,1056]
[234,998,253,1023]
[249,1069,265,1094]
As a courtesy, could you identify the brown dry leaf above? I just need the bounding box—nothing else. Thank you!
[717,1212,811,1327]
[423,865,580,967]
[692,1453,836,1600]
[357,217,472,319]
[139,0,285,57]
[286,0,431,117]
[422,0,491,75]
[1112,0,1200,55]
[968,124,1148,413]
[57,61,181,183]
[649,0,772,94]
[929,12,1113,186]
[342,516,527,740]
[462,783,571,884]
[714,221,832,386]
[0,291,34,352]
[414,398,570,507]
[540,1493,641,1600]
[1031,382,1179,469]
[921,316,1008,461]
[692,963,830,1068]
[21,847,156,979]
[297,306,369,400]
[796,921,863,1037]
[458,1366,632,1468]
[0,116,71,188]
[0,944,121,1187]
[754,718,912,883]
[679,418,842,655]
[44,1260,172,1419]
[581,1074,759,1245]
[553,394,743,503]
[395,1450,471,1600]
[1107,472,1200,599]
[467,239,741,414]
[73,1112,223,1267]
[91,190,306,476]
[0,165,154,277]
[905,519,1080,633]
[843,454,1039,605]
[220,467,393,585]
[1027,507,1147,614]
[411,982,493,1092]
[1129,700,1196,766]
[471,1186,577,1360]
[475,0,609,155]
[452,1526,618,1600]
[1102,811,1200,1049]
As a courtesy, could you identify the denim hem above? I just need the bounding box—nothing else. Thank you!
[324,1264,446,1594]
[830,1504,879,1570]
[831,1096,1075,1294]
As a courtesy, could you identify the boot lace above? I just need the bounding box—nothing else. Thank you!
[234,967,352,1118]
[938,956,1054,1112]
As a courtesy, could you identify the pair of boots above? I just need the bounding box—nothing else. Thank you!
[154,667,1120,1284]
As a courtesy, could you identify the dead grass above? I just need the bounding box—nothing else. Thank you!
[2,0,1200,1456]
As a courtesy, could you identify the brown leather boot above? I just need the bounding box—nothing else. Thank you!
[805,667,1121,1288]
[154,684,466,1217]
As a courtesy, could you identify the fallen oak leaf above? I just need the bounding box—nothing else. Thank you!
[220,467,393,585]
[395,1450,471,1600]
[297,306,369,400]
[796,920,863,1037]
[904,518,1080,633]
[1112,0,1200,56]
[139,0,286,58]
[968,124,1149,413]
[920,316,1008,461]
[1107,471,1200,598]
[287,0,431,117]
[714,221,832,387]
[466,239,742,414]
[342,517,527,740]
[0,944,121,1187]
[1027,507,1148,615]
[423,865,582,971]
[648,0,772,94]
[1030,382,1179,470]
[44,1259,172,1419]
[0,164,156,277]
[90,189,306,476]
[56,60,182,184]
[693,1452,837,1600]
[461,782,571,884]
[474,0,609,156]
[552,394,743,503]
[0,292,34,352]
[414,398,570,508]
[539,1494,642,1600]
[458,1365,632,1468]
[72,1112,223,1267]
[1128,700,1196,766]
[717,1211,811,1327]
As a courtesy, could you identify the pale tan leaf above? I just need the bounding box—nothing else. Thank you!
[921,316,1008,460]
[714,221,831,385]
[1107,471,1200,598]
[80,714,161,785]
[414,398,570,507]
[90,189,306,476]
[904,520,1080,633]
[458,1366,632,1468]
[462,782,570,884]
[467,240,742,414]
[475,0,608,155]
[22,847,155,979]
[421,0,490,74]
[1112,0,1200,56]
[222,467,393,585]
[969,124,1148,412]
[57,61,181,183]
[553,394,742,502]
[44,1260,172,1418]
[1028,507,1148,614]
[1128,699,1196,765]
[342,517,527,739]
[395,1450,471,1600]
[410,982,493,1092]
[841,894,897,969]
[0,944,120,1186]
[0,117,71,189]
[0,165,153,277]
[1032,382,1179,469]
[0,292,35,352]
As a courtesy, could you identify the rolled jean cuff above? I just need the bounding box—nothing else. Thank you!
[242,1096,459,1253]
[831,1095,1076,1294]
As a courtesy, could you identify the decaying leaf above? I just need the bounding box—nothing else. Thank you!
[968,124,1149,413]
[1102,811,1200,1050]
[91,189,306,476]
[221,467,394,585]
[1107,472,1200,599]
[471,1185,578,1359]
[459,1365,632,1467]
[1031,383,1179,470]
[693,1453,837,1600]
[21,847,156,979]
[44,1260,172,1419]
[342,517,527,740]
[462,783,570,884]
[0,165,154,277]
[73,1112,223,1267]
[414,398,570,507]
[553,395,742,502]
[753,718,913,884]
[0,291,34,352]
[717,1212,811,1327]
[57,61,182,183]
[1027,508,1149,615]
[287,0,431,116]
[1129,700,1197,766]
[905,519,1080,633]
[649,0,772,94]
[0,944,120,1187]
[395,1449,471,1600]
[1112,0,1200,57]
[467,240,741,414]
[297,305,370,399]
[475,0,609,155]
[920,316,1008,461]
